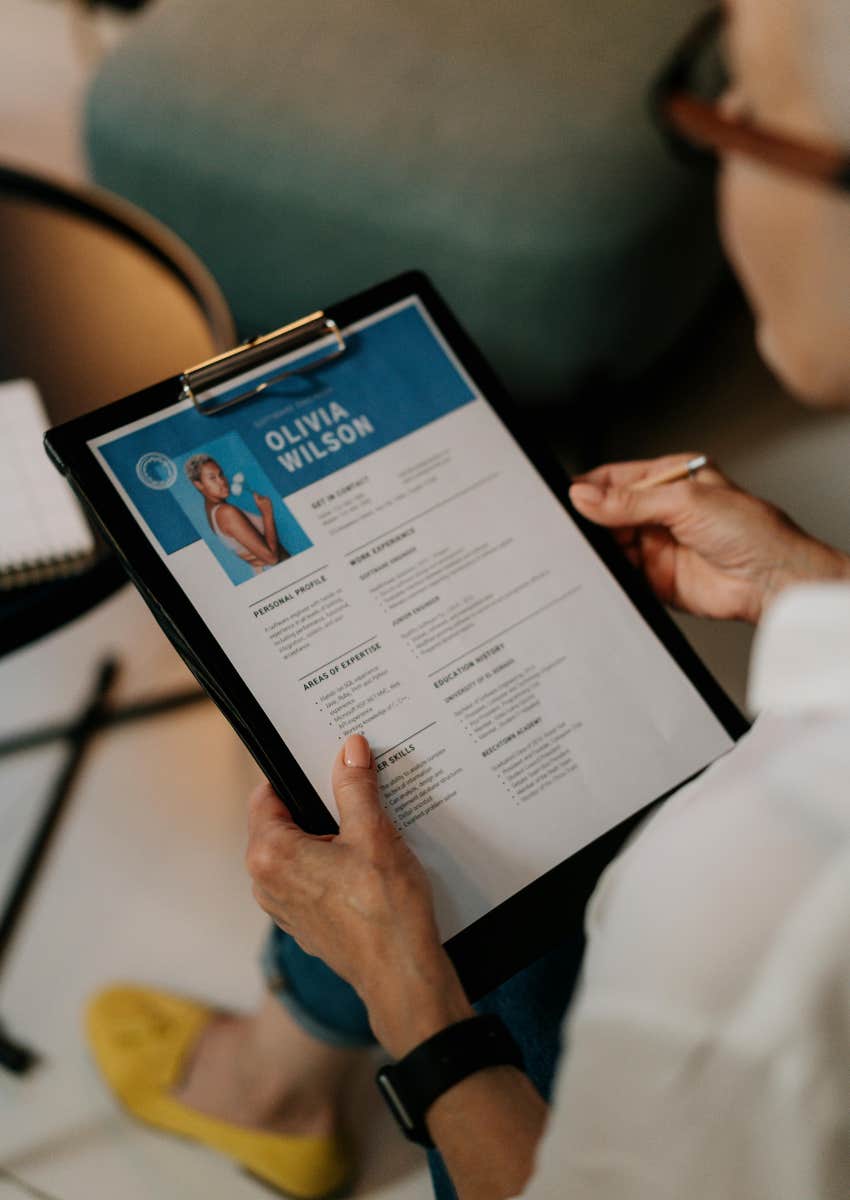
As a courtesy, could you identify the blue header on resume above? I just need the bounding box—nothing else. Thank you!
[97,302,476,556]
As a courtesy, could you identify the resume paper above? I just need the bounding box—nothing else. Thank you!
[91,297,733,939]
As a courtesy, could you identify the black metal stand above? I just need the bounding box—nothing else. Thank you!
[0,660,118,1073]
[0,667,208,1074]
[0,686,207,760]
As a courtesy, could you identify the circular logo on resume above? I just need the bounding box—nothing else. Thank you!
[136,452,177,490]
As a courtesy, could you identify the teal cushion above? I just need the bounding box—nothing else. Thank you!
[86,0,721,403]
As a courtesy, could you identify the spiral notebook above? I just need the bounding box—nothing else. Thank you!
[0,379,95,588]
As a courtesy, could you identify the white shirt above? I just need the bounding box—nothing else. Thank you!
[519,584,850,1200]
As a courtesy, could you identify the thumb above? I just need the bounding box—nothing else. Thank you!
[570,479,693,531]
[332,734,386,838]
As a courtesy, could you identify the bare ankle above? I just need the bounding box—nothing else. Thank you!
[174,1003,364,1138]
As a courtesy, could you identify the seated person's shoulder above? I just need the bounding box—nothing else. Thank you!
[215,503,249,531]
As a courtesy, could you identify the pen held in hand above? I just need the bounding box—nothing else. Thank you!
[632,455,709,491]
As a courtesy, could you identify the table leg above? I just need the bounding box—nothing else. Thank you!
[0,659,119,1075]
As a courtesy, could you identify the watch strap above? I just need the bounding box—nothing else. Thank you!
[376,1014,524,1147]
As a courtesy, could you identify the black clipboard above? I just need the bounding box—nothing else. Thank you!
[45,271,748,1000]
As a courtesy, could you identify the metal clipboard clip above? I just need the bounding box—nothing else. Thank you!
[181,311,346,416]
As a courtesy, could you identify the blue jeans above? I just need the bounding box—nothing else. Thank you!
[262,924,585,1200]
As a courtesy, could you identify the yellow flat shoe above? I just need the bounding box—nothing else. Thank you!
[85,985,353,1199]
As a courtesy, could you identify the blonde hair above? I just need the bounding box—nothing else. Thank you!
[184,454,216,484]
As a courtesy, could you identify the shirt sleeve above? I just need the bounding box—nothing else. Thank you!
[514,714,850,1200]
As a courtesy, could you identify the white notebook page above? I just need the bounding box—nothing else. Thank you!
[0,378,94,580]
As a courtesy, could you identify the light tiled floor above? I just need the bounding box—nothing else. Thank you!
[0,593,427,1200]
[1,3,848,1199]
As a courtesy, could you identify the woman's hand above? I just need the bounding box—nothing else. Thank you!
[246,734,473,1058]
[569,454,850,623]
[248,736,546,1198]
[253,492,273,515]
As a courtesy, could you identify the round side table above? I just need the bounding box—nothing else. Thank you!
[0,164,236,657]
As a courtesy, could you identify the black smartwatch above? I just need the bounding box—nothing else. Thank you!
[376,1014,524,1147]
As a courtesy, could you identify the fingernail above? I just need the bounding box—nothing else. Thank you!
[570,482,603,505]
[343,733,372,768]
